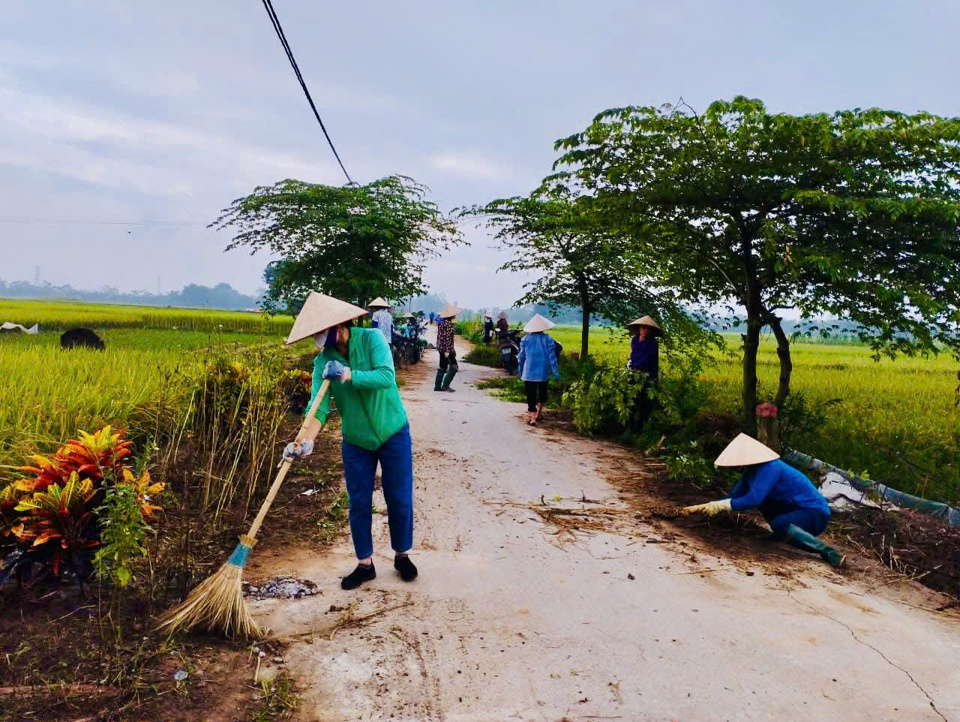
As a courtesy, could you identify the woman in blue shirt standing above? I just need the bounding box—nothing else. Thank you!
[683,433,845,567]
[517,314,560,425]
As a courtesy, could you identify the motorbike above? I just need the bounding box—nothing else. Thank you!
[498,329,522,374]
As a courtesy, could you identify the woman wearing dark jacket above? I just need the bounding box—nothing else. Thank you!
[627,315,661,431]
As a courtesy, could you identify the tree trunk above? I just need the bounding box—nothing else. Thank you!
[769,317,793,408]
[742,317,761,436]
[578,278,590,359]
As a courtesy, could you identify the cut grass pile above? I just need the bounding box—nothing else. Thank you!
[545,325,960,503]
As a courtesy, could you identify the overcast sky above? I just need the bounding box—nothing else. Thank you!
[1,0,957,308]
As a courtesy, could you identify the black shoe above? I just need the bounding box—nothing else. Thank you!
[394,555,418,582]
[341,563,376,590]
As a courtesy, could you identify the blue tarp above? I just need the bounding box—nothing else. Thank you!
[785,449,960,529]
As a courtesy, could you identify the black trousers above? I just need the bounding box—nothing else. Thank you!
[524,381,548,412]
[630,379,657,432]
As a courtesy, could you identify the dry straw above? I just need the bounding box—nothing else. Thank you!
[157,380,330,638]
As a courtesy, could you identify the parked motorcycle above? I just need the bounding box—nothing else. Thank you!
[498,329,522,374]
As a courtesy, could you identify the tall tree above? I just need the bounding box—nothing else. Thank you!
[213,176,463,311]
[469,188,682,358]
[553,97,960,432]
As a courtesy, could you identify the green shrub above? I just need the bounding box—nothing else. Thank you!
[464,344,502,367]
[94,482,151,588]
[563,362,647,435]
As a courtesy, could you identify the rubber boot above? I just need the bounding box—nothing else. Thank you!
[434,369,445,391]
[440,364,458,391]
[784,524,846,568]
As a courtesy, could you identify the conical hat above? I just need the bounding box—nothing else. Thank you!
[368,297,389,309]
[400,312,414,319]
[714,433,779,467]
[439,303,462,319]
[497,311,508,320]
[628,315,662,333]
[285,292,369,345]
[484,310,493,318]
[524,314,555,333]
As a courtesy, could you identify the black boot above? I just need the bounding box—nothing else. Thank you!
[441,363,458,391]
[341,562,376,590]
[394,555,418,582]
[434,369,445,391]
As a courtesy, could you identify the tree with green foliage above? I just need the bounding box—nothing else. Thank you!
[469,188,690,358]
[214,176,463,311]
[553,96,960,432]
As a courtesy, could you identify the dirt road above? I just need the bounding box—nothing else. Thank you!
[252,336,960,722]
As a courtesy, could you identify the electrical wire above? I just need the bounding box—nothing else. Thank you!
[0,219,205,226]
[259,0,353,185]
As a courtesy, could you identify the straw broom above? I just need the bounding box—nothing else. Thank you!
[157,380,330,638]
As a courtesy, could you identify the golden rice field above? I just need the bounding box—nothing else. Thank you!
[0,298,293,333]
[549,325,960,503]
[0,300,295,472]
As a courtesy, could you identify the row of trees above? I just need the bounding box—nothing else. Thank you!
[469,97,960,432]
[214,96,960,433]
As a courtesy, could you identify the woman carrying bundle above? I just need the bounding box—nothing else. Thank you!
[517,313,560,425]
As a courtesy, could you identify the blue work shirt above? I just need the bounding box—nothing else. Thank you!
[727,459,830,520]
[518,332,559,382]
[629,336,659,380]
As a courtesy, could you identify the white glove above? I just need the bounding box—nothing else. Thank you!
[282,438,314,462]
[682,499,732,516]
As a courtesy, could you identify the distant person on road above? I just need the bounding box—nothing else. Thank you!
[482,311,495,344]
[683,434,844,567]
[496,311,510,340]
[434,304,461,392]
[429,311,436,325]
[369,297,393,348]
[282,292,418,590]
[518,314,560,426]
[626,315,661,433]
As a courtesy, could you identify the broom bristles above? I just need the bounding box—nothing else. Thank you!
[157,541,260,638]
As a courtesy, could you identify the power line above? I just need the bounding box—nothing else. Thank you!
[0,219,206,226]
[259,0,353,185]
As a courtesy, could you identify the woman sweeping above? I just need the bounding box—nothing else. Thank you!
[517,313,560,425]
[683,433,845,567]
[283,292,418,589]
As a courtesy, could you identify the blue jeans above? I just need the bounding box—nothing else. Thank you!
[767,508,828,540]
[341,423,414,560]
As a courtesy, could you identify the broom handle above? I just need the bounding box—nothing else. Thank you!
[246,379,330,540]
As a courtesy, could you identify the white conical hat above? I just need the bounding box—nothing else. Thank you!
[439,303,462,318]
[524,314,555,333]
[368,297,389,309]
[714,433,779,467]
[628,315,663,334]
[484,310,493,318]
[285,292,369,345]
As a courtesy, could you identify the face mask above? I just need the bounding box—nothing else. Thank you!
[314,330,328,351]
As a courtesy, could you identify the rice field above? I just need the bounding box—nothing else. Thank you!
[0,298,293,333]
[548,325,960,503]
[0,300,295,472]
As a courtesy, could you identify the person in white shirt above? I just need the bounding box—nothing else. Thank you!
[368,297,394,347]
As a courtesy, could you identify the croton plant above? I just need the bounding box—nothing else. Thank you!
[0,427,163,590]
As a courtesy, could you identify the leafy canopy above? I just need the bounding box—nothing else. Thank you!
[213,175,463,310]
[552,96,960,357]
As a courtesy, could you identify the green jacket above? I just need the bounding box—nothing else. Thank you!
[308,327,407,451]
